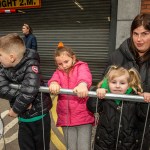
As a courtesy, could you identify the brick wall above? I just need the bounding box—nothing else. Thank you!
[141,0,150,14]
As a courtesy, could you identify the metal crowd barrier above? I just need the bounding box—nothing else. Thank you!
[9,84,148,150]
[10,84,145,103]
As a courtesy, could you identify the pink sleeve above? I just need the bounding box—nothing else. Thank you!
[47,70,60,86]
[77,63,92,88]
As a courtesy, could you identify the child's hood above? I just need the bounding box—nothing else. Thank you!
[74,60,87,66]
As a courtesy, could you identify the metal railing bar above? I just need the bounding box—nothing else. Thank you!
[10,84,145,103]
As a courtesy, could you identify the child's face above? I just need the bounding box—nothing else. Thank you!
[55,53,75,73]
[109,75,129,94]
[0,49,13,68]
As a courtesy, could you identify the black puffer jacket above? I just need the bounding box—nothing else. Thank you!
[102,38,150,150]
[87,87,140,150]
[0,49,52,118]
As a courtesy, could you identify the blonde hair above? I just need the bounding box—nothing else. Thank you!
[105,65,143,93]
[0,33,25,58]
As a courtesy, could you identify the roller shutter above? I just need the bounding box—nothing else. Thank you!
[0,0,112,85]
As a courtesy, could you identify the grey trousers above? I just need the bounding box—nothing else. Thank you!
[62,124,92,150]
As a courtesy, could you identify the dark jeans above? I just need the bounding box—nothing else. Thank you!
[18,113,51,150]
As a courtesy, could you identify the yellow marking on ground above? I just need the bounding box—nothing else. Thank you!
[51,96,58,124]
[51,96,63,135]
[51,129,66,150]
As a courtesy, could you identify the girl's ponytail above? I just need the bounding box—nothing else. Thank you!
[128,68,143,93]
[58,42,64,48]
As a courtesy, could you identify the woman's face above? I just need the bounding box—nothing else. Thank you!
[132,25,150,56]
[22,25,29,35]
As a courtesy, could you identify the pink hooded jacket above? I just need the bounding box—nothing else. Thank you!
[48,61,94,127]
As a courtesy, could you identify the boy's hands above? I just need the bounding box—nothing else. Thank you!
[27,104,32,109]
[73,82,88,98]
[96,88,107,99]
[49,82,60,95]
[8,108,18,118]
[138,92,150,103]
[8,104,32,118]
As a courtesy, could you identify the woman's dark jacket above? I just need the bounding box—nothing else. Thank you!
[0,49,52,118]
[23,33,37,51]
[90,38,150,150]
[108,38,150,92]
[87,87,140,150]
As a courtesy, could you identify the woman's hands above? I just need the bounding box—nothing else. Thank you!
[138,92,150,103]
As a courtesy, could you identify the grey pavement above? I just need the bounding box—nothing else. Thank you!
[0,99,19,150]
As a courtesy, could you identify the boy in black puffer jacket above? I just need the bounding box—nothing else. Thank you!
[0,33,52,150]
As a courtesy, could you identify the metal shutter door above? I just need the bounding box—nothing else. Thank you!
[0,0,111,85]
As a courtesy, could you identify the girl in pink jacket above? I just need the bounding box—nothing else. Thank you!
[48,42,94,150]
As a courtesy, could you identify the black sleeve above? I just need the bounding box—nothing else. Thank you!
[12,64,40,114]
[136,103,150,121]
[0,70,19,102]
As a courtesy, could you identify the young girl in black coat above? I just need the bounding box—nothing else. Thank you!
[87,65,143,150]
